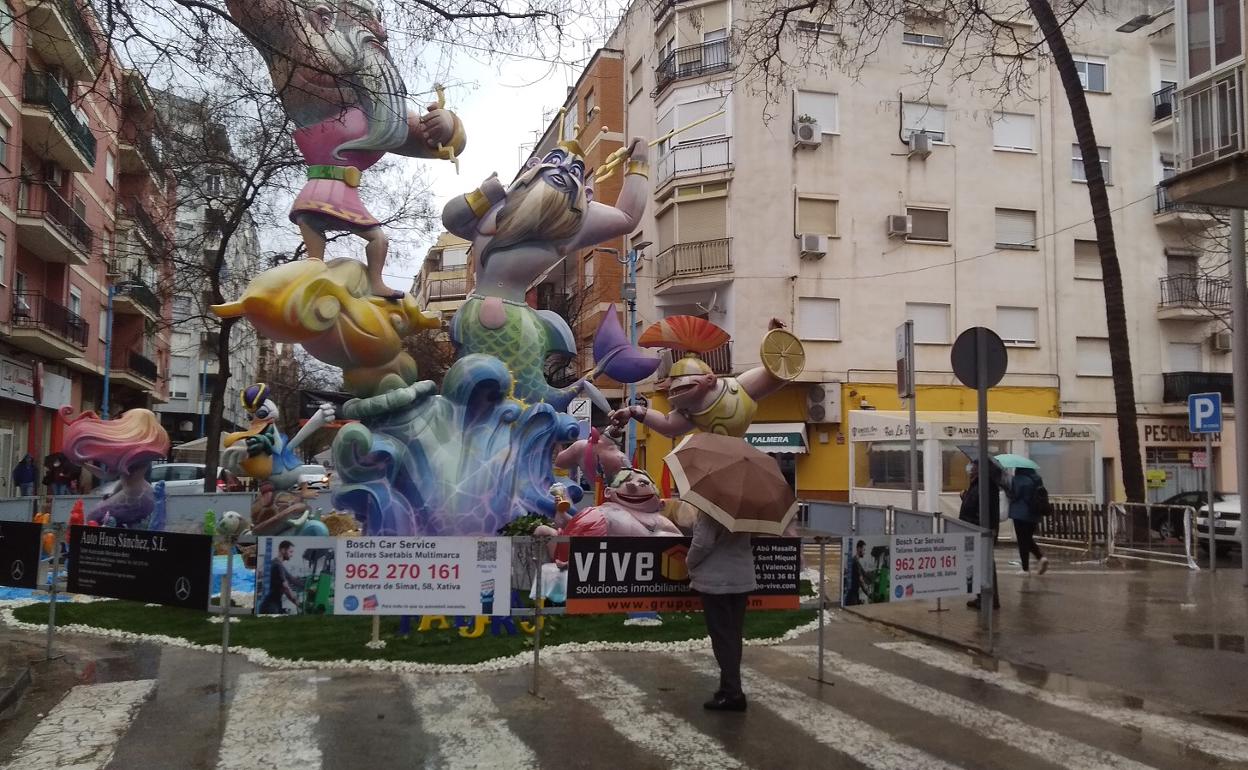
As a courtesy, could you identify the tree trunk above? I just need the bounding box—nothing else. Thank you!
[1028,0,1145,504]
[202,315,237,493]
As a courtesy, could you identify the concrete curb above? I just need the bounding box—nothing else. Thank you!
[842,605,994,656]
[0,663,32,717]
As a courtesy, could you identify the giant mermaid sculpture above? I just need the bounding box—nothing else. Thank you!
[225,0,465,299]
[60,408,170,528]
[441,119,654,409]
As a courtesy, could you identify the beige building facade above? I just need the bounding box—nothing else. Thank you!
[604,0,1234,502]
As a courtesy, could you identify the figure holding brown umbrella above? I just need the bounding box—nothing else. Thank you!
[664,433,799,712]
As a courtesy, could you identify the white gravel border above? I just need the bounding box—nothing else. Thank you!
[0,599,833,675]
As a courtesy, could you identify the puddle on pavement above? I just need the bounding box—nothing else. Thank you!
[971,655,1172,712]
[1173,633,1246,653]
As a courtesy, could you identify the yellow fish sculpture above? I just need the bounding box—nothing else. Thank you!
[212,259,441,396]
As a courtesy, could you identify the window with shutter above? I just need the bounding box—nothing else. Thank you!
[677,197,727,242]
[902,14,945,46]
[656,207,675,249]
[902,102,946,141]
[995,208,1036,248]
[797,297,840,340]
[1072,145,1112,183]
[905,302,951,344]
[996,306,1039,346]
[1168,342,1202,371]
[1074,239,1102,280]
[796,91,838,133]
[992,112,1034,150]
[797,197,838,236]
[906,207,949,242]
[1073,56,1108,92]
[1076,337,1112,377]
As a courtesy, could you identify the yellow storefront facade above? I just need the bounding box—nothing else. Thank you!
[634,382,1060,501]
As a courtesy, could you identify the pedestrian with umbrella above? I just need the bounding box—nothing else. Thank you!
[999,454,1050,575]
[664,433,799,713]
[960,457,1005,609]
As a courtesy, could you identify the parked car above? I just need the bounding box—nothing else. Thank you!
[296,464,330,489]
[1150,491,1226,541]
[101,463,242,496]
[1194,494,1243,556]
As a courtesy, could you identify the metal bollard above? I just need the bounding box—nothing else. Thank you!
[219,535,235,705]
[529,537,545,698]
[45,522,64,661]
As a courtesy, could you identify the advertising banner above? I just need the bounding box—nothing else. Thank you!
[564,537,801,614]
[255,536,338,615]
[333,536,512,616]
[0,521,41,589]
[841,533,979,606]
[67,526,212,609]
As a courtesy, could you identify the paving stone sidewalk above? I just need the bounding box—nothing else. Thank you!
[843,547,1248,721]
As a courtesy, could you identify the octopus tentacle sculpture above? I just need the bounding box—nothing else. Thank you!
[59,408,170,528]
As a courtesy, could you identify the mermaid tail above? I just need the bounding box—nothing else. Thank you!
[593,305,660,383]
[451,296,587,410]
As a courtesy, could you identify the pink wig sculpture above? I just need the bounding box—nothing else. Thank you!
[60,408,170,528]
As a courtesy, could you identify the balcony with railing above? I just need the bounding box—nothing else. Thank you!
[1154,183,1214,221]
[1153,84,1176,122]
[655,238,732,291]
[1157,273,1231,320]
[653,38,731,97]
[16,183,93,265]
[656,136,732,186]
[1169,65,1248,207]
[109,261,163,319]
[20,68,97,171]
[118,197,168,254]
[27,0,98,79]
[702,341,732,375]
[119,132,163,181]
[1163,371,1234,404]
[110,347,159,388]
[8,292,89,358]
[428,277,469,300]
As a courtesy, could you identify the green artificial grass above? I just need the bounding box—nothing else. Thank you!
[13,601,816,665]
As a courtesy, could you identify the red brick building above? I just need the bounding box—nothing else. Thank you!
[0,0,172,491]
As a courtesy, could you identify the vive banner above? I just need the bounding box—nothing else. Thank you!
[564,537,802,614]
[334,536,512,616]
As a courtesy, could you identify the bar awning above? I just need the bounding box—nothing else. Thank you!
[744,423,808,454]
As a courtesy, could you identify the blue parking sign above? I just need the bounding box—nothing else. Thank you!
[1188,392,1223,434]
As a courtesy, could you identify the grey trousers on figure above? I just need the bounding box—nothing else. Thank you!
[700,592,749,698]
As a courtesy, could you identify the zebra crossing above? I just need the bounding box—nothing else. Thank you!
[3,640,1247,770]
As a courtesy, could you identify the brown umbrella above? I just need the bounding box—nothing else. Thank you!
[663,432,799,535]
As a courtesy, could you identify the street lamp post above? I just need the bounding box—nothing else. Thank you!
[616,241,651,464]
[101,285,115,420]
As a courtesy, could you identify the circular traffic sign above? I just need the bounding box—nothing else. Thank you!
[950,327,1008,389]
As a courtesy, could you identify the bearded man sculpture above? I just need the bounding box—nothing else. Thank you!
[226,0,465,299]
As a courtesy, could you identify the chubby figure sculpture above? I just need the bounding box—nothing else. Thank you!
[225,0,466,298]
[536,468,680,566]
[610,317,806,439]
[441,117,650,409]
[60,408,170,528]
[212,260,440,396]
[221,384,336,490]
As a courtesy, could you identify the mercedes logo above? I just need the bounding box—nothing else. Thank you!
[174,576,192,601]
[10,561,23,581]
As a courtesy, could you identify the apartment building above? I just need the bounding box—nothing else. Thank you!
[527,49,634,395]
[0,0,172,493]
[413,232,473,318]
[153,93,261,444]
[601,0,1231,504]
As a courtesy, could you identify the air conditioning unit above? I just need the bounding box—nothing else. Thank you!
[1213,331,1233,353]
[908,131,933,158]
[794,121,822,148]
[806,382,842,424]
[799,233,828,259]
[887,214,913,238]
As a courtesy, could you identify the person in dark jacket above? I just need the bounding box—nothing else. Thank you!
[960,460,1004,610]
[11,455,37,496]
[42,453,76,496]
[687,511,757,712]
[1008,467,1049,574]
